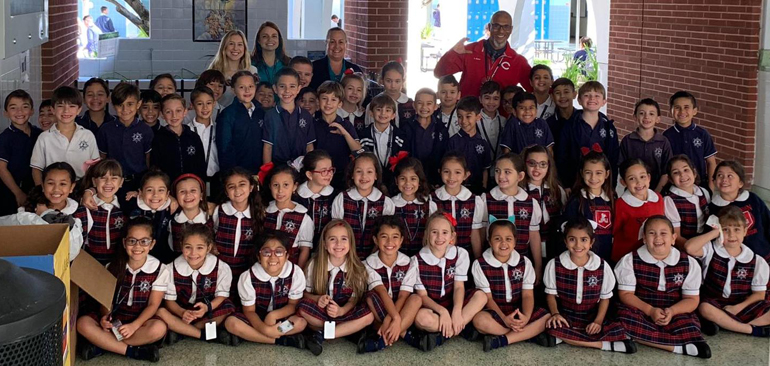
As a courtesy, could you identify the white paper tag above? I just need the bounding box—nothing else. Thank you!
[111,320,124,342]
[278,320,294,334]
[205,321,217,340]
[323,321,336,339]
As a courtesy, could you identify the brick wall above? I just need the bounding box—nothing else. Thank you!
[344,0,408,75]
[42,0,79,98]
[608,0,763,181]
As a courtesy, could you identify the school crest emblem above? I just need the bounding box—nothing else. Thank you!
[138,280,151,293]
[446,265,455,279]
[413,208,425,219]
[395,270,406,282]
[244,228,254,240]
[299,118,307,128]
[438,132,443,141]
[587,275,599,287]
[279,284,290,297]
[736,267,748,280]
[594,210,612,229]
[113,216,124,229]
[367,207,380,218]
[320,205,329,218]
[404,110,413,119]
[512,268,523,281]
[187,146,196,156]
[599,128,607,138]
[203,277,213,290]
[654,147,663,158]
[79,140,89,151]
[535,128,544,139]
[693,138,703,148]
[132,132,143,143]
[475,144,485,154]
[743,209,755,229]
[284,220,297,234]
[673,273,684,285]
[460,207,471,219]
[610,129,615,138]
[518,207,529,220]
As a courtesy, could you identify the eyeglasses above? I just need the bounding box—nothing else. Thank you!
[260,248,287,257]
[489,23,513,32]
[125,237,153,247]
[526,160,549,169]
[502,99,514,106]
[311,168,336,176]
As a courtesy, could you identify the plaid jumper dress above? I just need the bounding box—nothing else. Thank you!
[477,256,547,327]
[298,269,371,322]
[265,210,309,265]
[366,262,412,321]
[233,265,298,324]
[701,249,770,323]
[171,260,235,318]
[341,191,386,259]
[486,195,536,259]
[667,192,709,238]
[395,200,430,256]
[112,266,162,323]
[73,205,125,265]
[432,193,477,252]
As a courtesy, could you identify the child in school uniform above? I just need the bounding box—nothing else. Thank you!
[530,65,556,120]
[97,82,153,192]
[618,98,672,192]
[615,215,710,358]
[499,92,555,155]
[263,68,316,165]
[404,88,448,188]
[76,78,116,135]
[472,218,552,352]
[545,218,636,354]
[482,153,544,275]
[185,69,226,127]
[359,216,422,353]
[546,78,577,146]
[406,212,486,351]
[298,88,319,116]
[290,55,314,89]
[157,224,235,344]
[338,72,367,131]
[522,145,566,259]
[185,86,221,191]
[295,150,336,247]
[685,206,770,337]
[556,81,619,189]
[127,170,177,264]
[76,217,169,362]
[263,164,314,268]
[0,90,42,215]
[435,75,461,137]
[31,86,100,184]
[169,174,212,253]
[613,159,665,262]
[477,81,506,165]
[151,73,177,98]
[446,97,492,194]
[151,94,206,183]
[256,82,276,110]
[664,155,711,249]
[709,160,770,261]
[391,157,437,256]
[73,159,126,265]
[216,71,265,173]
[331,153,396,260]
[663,91,717,191]
[365,62,414,128]
[21,162,80,219]
[223,231,317,353]
[297,220,374,349]
[313,81,362,190]
[358,94,410,190]
[139,90,162,134]
[38,99,55,131]
[500,85,523,119]
[563,152,616,261]
[432,153,485,256]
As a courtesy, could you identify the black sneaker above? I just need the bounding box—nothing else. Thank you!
[357,332,386,354]
[276,333,306,349]
[129,345,160,363]
[165,330,180,345]
[304,330,324,356]
[217,327,234,346]
[532,332,556,347]
[424,332,442,351]
[611,339,638,354]
[701,319,720,336]
[687,342,712,359]
[461,324,480,342]
[230,333,242,347]
[482,335,498,352]
[79,342,104,360]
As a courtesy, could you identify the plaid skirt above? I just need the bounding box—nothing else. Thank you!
[488,307,549,328]
[434,289,480,310]
[703,298,770,324]
[547,315,628,342]
[617,305,703,346]
[177,298,236,320]
[230,311,289,326]
[298,298,372,323]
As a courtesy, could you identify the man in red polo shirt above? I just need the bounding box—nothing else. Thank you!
[434,11,532,97]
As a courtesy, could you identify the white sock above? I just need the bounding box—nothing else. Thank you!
[685,343,699,356]
[673,345,683,354]
[601,341,612,351]
[555,337,563,345]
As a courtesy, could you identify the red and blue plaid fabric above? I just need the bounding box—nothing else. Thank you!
[416,254,458,307]
[547,257,627,342]
[395,201,430,256]
[432,193,476,252]
[342,191,386,259]
[214,206,255,280]
[527,187,560,245]
[477,256,526,315]
[113,266,162,323]
[374,264,412,303]
[74,206,125,265]
[131,207,174,263]
[172,260,235,318]
[298,270,371,322]
[399,100,416,123]
[667,192,709,238]
[702,250,755,303]
[631,250,690,308]
[366,291,389,321]
[265,210,308,265]
[249,266,294,318]
[293,193,334,245]
[170,218,213,253]
[486,195,535,258]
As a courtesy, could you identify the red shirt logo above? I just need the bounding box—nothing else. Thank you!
[594,210,612,229]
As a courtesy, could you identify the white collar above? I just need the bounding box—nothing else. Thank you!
[51,123,86,136]
[327,258,348,272]
[714,242,756,264]
[347,187,383,201]
[366,251,411,269]
[94,196,120,209]
[527,182,551,192]
[337,108,365,118]
[137,197,171,212]
[669,186,704,199]
[392,193,425,206]
[620,189,659,207]
[558,251,602,271]
[129,255,161,274]
[61,198,79,215]
[418,245,458,265]
[712,190,750,207]
[434,185,472,201]
[174,209,208,224]
[481,247,521,268]
[636,245,681,266]
[373,124,392,136]
[297,182,334,199]
[480,111,500,122]
[251,261,295,281]
[221,201,251,218]
[580,189,610,201]
[192,118,214,128]
[173,253,218,276]
[266,201,308,214]
[489,186,529,201]
[396,92,409,104]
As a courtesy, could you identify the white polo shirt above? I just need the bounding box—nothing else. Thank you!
[30,123,99,178]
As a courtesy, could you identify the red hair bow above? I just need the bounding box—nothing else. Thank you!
[388,151,409,172]
[257,162,274,185]
[344,68,355,75]
[580,143,603,156]
[396,57,403,64]
[442,212,457,227]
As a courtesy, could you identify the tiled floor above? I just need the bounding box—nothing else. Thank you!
[80,331,769,365]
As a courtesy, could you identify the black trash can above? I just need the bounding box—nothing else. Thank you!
[0,259,66,366]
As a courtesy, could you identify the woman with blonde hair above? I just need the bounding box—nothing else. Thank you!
[208,30,258,107]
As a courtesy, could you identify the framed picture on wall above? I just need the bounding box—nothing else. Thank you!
[192,0,247,42]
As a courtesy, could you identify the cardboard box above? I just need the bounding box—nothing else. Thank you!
[0,224,116,366]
